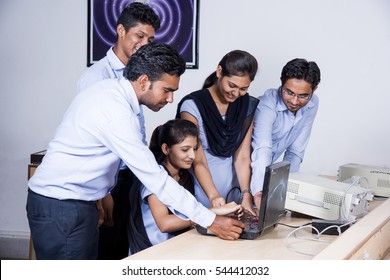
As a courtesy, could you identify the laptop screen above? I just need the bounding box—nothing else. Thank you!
[258,161,290,234]
[194,161,291,239]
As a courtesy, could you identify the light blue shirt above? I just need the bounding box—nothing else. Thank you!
[77,47,124,93]
[140,187,174,245]
[77,47,146,145]
[28,77,215,228]
[251,87,319,194]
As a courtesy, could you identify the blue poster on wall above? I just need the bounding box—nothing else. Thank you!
[88,0,199,68]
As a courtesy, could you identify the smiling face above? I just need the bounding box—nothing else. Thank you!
[114,23,156,65]
[162,135,198,173]
[281,78,315,113]
[215,66,252,103]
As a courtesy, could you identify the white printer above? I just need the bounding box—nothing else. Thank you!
[285,172,373,221]
[338,163,390,198]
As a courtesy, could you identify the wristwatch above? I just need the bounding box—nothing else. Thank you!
[240,188,252,202]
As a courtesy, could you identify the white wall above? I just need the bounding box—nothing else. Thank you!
[0,0,389,237]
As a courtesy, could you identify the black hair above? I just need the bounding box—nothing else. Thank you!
[202,50,258,89]
[123,43,186,82]
[149,119,198,164]
[280,58,321,90]
[117,2,160,32]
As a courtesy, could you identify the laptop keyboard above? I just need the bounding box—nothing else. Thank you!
[228,210,259,231]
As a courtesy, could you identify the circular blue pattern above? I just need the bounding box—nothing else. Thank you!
[91,0,196,66]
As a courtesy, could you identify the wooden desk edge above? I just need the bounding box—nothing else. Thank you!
[27,164,38,260]
[313,198,390,260]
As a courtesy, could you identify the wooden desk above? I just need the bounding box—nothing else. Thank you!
[27,163,38,260]
[314,197,390,260]
[126,198,389,260]
[27,151,45,260]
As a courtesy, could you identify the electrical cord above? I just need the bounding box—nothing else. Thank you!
[340,176,371,221]
[225,186,241,204]
[277,222,311,229]
[283,220,357,256]
[282,176,370,256]
[340,176,360,220]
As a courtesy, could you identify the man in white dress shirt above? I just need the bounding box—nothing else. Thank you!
[26,43,244,260]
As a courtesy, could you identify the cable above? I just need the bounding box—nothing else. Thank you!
[359,176,370,190]
[283,220,357,256]
[340,176,360,221]
[225,186,240,203]
[340,176,372,221]
[277,222,311,229]
[284,225,330,257]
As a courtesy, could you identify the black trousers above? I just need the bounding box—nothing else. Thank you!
[97,168,131,260]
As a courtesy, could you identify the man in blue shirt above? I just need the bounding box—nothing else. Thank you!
[27,43,245,260]
[77,2,160,259]
[77,2,159,94]
[251,58,321,209]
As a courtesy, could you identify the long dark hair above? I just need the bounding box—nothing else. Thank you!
[202,50,258,89]
[149,119,198,195]
[149,119,198,164]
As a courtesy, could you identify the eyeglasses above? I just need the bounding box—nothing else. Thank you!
[282,88,312,101]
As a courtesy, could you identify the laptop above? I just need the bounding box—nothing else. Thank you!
[196,161,291,240]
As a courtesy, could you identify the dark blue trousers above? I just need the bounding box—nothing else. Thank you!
[26,189,99,260]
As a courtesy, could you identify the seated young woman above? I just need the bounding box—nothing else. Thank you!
[128,119,242,255]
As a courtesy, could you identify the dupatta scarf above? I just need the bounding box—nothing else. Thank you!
[176,88,259,158]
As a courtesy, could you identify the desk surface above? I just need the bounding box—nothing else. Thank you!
[125,199,389,260]
[126,213,333,260]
